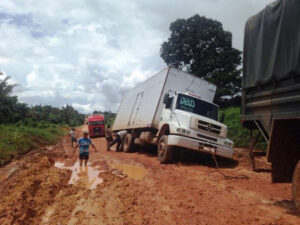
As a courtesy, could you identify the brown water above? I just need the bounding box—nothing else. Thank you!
[109,163,147,180]
[0,160,24,183]
[55,161,103,190]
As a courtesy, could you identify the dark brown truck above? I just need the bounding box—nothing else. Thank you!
[241,0,300,208]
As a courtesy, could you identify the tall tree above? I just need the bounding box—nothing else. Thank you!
[0,73,18,123]
[160,15,242,107]
[62,105,74,124]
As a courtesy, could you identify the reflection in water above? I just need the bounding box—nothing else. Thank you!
[42,206,55,224]
[55,161,103,190]
[109,163,147,180]
[0,161,23,183]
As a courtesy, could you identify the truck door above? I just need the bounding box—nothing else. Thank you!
[160,95,174,123]
[128,92,144,126]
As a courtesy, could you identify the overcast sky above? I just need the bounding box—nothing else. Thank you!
[0,0,273,113]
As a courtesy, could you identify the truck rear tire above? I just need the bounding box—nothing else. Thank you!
[292,161,300,210]
[157,135,173,164]
[123,133,136,153]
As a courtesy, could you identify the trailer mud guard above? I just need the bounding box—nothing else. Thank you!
[267,119,300,183]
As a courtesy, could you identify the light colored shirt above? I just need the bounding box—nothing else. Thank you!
[117,130,127,139]
[69,130,76,138]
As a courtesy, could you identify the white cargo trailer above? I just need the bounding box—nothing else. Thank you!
[113,67,234,163]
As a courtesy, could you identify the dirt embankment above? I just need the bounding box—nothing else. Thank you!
[0,130,299,225]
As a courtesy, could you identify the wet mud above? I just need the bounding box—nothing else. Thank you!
[0,128,299,225]
[109,163,147,180]
[55,161,103,190]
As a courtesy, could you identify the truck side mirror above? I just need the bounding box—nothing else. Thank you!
[163,93,169,104]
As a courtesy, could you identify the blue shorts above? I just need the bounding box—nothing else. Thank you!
[79,152,89,160]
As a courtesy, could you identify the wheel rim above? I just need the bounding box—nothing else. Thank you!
[158,139,165,157]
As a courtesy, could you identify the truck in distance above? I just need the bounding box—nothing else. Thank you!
[112,67,234,163]
[88,114,105,138]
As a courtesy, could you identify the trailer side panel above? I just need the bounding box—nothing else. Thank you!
[112,68,168,131]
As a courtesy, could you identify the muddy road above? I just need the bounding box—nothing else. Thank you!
[0,128,299,225]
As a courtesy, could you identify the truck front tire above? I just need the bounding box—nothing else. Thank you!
[157,135,173,164]
[292,161,300,210]
[123,133,136,153]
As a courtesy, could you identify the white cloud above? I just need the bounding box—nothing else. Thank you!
[122,68,155,88]
[0,56,9,65]
[0,0,273,113]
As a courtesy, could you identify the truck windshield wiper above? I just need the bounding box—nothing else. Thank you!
[173,110,181,127]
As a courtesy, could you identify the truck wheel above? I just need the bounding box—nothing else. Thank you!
[157,135,173,164]
[123,133,136,153]
[292,160,300,210]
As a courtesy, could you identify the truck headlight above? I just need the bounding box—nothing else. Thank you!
[224,140,233,148]
[176,128,191,135]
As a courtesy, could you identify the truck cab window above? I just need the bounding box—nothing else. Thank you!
[89,121,104,125]
[165,97,174,109]
[175,94,218,120]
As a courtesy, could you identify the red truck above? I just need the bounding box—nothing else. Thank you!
[88,115,105,138]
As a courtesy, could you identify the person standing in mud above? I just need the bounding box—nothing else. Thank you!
[107,130,127,152]
[69,128,77,148]
[105,125,113,151]
[74,131,97,166]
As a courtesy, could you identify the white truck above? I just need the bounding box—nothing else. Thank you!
[113,67,234,163]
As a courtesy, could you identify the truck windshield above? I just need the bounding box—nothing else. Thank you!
[175,94,218,120]
[89,121,104,125]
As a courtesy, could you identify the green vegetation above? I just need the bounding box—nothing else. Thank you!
[105,113,116,127]
[221,107,266,150]
[220,107,249,147]
[0,123,65,166]
[0,73,84,166]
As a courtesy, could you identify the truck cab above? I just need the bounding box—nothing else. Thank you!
[156,91,234,163]
[88,115,105,138]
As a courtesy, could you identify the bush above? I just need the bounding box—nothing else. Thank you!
[221,107,267,150]
[0,124,64,166]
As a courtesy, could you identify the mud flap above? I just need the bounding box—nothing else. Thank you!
[292,161,300,209]
[268,119,300,183]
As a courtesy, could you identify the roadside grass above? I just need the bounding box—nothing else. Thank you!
[221,107,267,150]
[0,124,66,166]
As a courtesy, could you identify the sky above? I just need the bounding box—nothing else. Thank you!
[0,0,273,113]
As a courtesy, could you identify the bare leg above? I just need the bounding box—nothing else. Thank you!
[80,159,83,166]
[84,159,88,166]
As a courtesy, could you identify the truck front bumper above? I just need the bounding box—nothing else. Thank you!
[167,135,234,159]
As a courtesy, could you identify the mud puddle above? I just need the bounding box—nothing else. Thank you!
[0,160,23,183]
[55,161,103,190]
[109,163,147,180]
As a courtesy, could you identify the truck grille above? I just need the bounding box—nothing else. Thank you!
[197,120,221,135]
[93,127,101,134]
